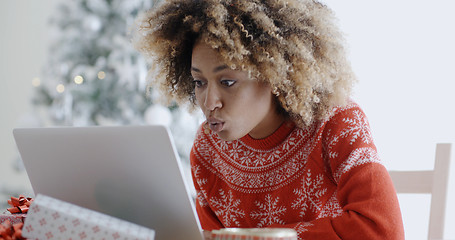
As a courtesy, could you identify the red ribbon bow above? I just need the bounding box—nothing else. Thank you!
[7,195,33,214]
[0,220,25,240]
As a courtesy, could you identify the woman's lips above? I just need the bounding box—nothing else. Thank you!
[209,122,224,132]
[207,118,225,133]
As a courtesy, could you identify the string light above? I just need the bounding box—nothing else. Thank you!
[74,75,84,84]
[97,71,106,80]
[32,77,41,87]
[56,84,65,93]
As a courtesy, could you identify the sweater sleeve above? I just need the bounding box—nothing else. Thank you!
[269,163,404,239]
[271,105,405,239]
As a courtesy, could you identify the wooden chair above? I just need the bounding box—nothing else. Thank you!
[388,143,452,240]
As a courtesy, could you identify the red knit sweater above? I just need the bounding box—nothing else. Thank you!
[190,102,404,239]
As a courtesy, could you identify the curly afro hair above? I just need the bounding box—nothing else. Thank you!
[132,0,356,127]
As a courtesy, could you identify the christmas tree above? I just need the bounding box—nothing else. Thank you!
[34,0,154,126]
[31,0,201,159]
[1,0,202,205]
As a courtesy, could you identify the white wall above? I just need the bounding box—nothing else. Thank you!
[0,1,61,195]
[1,1,454,239]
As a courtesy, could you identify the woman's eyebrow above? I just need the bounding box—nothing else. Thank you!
[190,67,201,73]
[191,65,229,73]
[213,65,228,73]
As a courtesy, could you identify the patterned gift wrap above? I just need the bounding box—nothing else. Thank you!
[0,213,27,225]
[22,194,155,240]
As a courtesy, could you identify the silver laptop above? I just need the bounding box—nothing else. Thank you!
[13,125,203,240]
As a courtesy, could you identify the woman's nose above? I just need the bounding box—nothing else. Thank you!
[203,83,222,111]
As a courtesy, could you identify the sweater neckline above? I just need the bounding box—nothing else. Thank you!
[240,120,296,150]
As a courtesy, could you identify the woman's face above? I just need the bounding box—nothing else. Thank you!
[191,41,284,141]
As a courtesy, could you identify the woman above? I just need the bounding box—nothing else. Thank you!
[132,0,404,239]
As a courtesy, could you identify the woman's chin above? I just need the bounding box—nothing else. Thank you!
[216,131,242,142]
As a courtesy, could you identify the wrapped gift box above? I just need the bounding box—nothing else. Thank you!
[22,194,155,240]
[1,195,31,225]
[0,213,27,225]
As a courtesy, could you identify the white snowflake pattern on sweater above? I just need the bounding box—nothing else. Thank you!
[192,164,209,207]
[340,110,373,145]
[295,222,314,235]
[210,189,245,227]
[334,147,381,183]
[292,170,328,217]
[250,194,287,227]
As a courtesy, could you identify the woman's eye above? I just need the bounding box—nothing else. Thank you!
[193,80,205,88]
[220,79,236,87]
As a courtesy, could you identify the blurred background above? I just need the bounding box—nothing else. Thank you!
[1,0,454,239]
[0,0,202,211]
